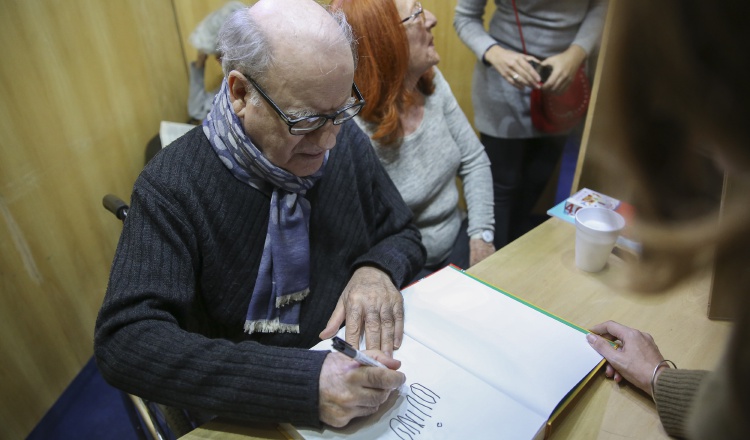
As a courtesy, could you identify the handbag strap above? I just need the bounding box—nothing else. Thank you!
[511,0,528,55]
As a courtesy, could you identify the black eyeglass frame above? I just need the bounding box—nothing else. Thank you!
[400,2,424,23]
[244,75,366,135]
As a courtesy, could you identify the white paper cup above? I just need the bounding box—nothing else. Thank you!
[574,207,626,272]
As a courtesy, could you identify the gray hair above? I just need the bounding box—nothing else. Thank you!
[217,5,358,84]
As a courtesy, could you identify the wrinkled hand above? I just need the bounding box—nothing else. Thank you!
[319,351,405,427]
[484,45,541,90]
[469,239,495,267]
[540,45,587,93]
[586,320,665,395]
[319,266,404,356]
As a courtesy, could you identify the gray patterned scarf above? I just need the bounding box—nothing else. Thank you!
[203,79,328,334]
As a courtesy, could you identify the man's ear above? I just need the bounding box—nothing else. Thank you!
[227,71,249,116]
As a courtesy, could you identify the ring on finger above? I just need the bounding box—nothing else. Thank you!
[512,73,519,81]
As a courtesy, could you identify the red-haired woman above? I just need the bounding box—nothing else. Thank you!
[332,0,495,280]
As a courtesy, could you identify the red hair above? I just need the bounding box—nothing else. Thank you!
[332,0,434,146]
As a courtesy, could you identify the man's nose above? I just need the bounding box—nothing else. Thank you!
[306,120,339,151]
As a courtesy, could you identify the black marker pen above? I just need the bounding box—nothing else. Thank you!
[331,336,387,368]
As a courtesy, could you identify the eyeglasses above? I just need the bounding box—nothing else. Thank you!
[400,2,423,24]
[244,75,366,135]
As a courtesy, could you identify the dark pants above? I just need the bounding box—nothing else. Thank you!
[411,217,470,284]
[481,133,566,249]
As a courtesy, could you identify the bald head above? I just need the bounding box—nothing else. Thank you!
[217,0,356,83]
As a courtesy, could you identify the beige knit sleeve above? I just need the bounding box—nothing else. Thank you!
[653,368,709,438]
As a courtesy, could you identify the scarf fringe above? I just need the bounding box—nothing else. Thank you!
[244,318,300,334]
[275,288,310,308]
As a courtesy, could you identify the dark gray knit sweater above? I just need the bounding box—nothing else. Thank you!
[94,121,425,427]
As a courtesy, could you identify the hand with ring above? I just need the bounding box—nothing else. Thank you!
[483,44,541,90]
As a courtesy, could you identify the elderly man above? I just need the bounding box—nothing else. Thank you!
[94,0,425,429]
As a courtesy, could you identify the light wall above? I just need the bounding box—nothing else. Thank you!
[1,1,186,437]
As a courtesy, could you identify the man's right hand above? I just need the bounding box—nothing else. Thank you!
[318,351,405,427]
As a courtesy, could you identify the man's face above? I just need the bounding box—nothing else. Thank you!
[230,50,355,177]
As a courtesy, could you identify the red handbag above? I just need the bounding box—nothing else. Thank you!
[529,65,590,133]
[512,0,591,133]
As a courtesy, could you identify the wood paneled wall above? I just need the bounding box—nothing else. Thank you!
[0,0,493,437]
[0,0,188,437]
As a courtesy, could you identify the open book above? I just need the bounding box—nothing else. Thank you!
[286,266,603,440]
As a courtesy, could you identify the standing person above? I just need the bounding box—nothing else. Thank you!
[187,1,246,123]
[583,0,749,438]
[454,0,608,249]
[332,0,495,279]
[145,1,246,164]
[186,48,220,123]
[95,0,425,430]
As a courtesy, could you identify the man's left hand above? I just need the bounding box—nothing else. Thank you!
[319,266,404,357]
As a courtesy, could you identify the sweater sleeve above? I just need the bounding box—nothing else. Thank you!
[571,0,609,56]
[95,165,327,427]
[433,69,494,237]
[653,369,709,438]
[454,0,499,61]
[654,304,750,439]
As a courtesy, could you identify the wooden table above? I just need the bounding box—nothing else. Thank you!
[183,218,732,439]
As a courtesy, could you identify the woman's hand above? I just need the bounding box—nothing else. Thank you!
[540,45,586,93]
[484,45,541,90]
[194,51,209,69]
[586,320,666,396]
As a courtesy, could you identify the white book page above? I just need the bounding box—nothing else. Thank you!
[402,267,603,418]
[159,121,195,148]
[293,331,546,440]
